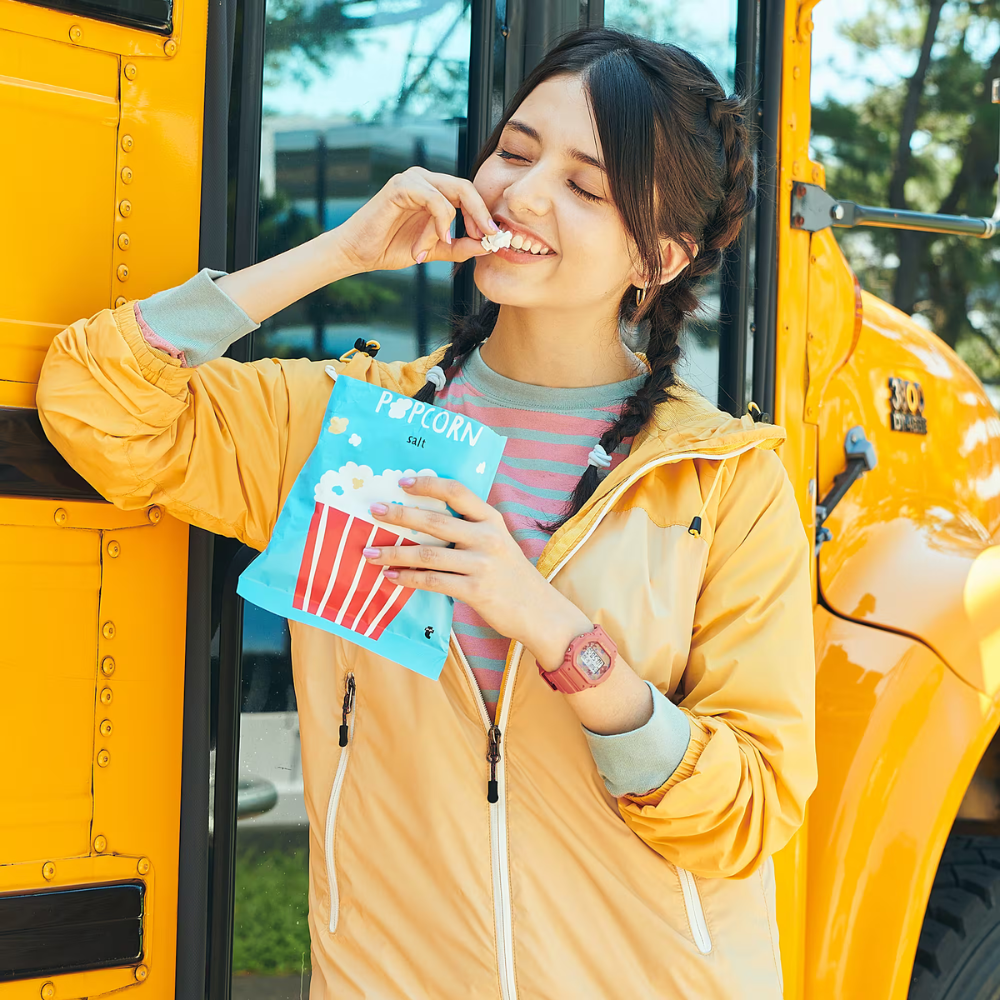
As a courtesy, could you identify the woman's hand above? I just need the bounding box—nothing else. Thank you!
[364,476,585,658]
[338,167,498,273]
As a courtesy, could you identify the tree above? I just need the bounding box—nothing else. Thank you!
[811,0,1000,388]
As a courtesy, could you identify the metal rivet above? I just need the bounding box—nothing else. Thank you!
[42,862,56,880]
[121,134,133,152]
[41,983,55,1000]
[53,508,68,526]
[115,296,128,308]
[118,233,130,250]
[100,687,113,705]
[100,720,113,737]
[124,63,137,80]
[163,37,177,56]
[107,540,121,557]
[97,749,110,767]
[793,66,801,79]
[148,506,162,524]
[118,200,132,218]
[135,965,149,982]
[117,264,130,282]
[101,656,115,677]
[121,166,133,184]
[94,835,107,852]
[137,857,150,875]
[69,24,82,42]
[103,621,116,639]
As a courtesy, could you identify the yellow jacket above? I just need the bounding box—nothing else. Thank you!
[38,303,816,1000]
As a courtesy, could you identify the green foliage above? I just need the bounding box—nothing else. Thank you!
[232,831,311,976]
[811,0,1000,387]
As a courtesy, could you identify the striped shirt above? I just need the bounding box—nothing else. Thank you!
[437,347,646,721]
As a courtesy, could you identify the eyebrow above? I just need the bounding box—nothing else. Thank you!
[505,119,607,173]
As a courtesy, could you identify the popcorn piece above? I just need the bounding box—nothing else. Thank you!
[481,229,513,253]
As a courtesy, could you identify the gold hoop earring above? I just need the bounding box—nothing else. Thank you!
[635,286,647,308]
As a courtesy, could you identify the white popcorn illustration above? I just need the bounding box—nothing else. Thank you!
[387,398,413,419]
[348,433,361,446]
[294,464,447,640]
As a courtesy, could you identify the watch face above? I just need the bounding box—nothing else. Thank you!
[577,640,611,680]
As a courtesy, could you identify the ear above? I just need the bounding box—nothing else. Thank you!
[628,237,698,291]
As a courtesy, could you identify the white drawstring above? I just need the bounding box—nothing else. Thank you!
[587,444,612,469]
[425,365,446,391]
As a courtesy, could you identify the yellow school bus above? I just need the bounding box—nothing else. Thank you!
[1,0,998,998]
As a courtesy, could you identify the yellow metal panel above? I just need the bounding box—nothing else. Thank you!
[0,0,186,58]
[0,30,118,380]
[805,608,1000,1000]
[0,524,100,862]
[0,854,154,999]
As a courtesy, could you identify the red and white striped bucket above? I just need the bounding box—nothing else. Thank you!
[294,503,418,640]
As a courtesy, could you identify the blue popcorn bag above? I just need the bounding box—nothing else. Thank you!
[238,374,506,680]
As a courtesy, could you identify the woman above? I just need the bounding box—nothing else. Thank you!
[38,29,815,1000]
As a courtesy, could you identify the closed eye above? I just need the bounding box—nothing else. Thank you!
[496,148,528,162]
[569,179,603,204]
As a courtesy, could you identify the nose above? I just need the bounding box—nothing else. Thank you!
[503,161,554,218]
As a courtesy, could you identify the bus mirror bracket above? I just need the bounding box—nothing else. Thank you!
[815,425,877,555]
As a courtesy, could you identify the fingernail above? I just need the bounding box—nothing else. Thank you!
[363,547,381,559]
[398,476,416,487]
[416,251,428,264]
[369,503,388,515]
[383,568,399,579]
[488,220,501,232]
[445,233,453,245]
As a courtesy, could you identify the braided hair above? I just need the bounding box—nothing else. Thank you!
[414,29,755,528]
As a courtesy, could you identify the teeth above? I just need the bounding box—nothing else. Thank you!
[530,244,541,254]
[510,233,524,249]
[521,239,533,252]
[539,247,550,254]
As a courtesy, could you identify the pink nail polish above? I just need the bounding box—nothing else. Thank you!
[445,233,453,245]
[488,220,501,232]
[415,250,428,264]
[370,502,388,516]
[363,547,380,559]
[398,476,416,487]
[383,568,399,579]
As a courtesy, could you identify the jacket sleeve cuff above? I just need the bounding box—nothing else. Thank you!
[135,268,259,366]
[582,681,692,797]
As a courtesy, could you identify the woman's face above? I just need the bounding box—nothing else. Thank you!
[472,73,640,315]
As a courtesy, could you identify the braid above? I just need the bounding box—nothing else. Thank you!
[546,90,755,532]
[413,300,499,404]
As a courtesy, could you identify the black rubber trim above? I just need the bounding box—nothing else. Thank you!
[717,0,758,417]
[752,0,782,419]
[206,544,256,1000]
[0,882,144,981]
[0,406,104,501]
[17,0,172,33]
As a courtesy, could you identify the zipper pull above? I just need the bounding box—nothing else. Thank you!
[339,673,356,748]
[486,724,502,803]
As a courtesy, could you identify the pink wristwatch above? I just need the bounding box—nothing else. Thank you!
[539,624,617,694]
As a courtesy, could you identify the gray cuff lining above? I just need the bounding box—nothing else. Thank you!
[583,681,691,797]
[137,267,259,366]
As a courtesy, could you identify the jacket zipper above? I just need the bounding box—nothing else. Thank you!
[450,444,756,996]
[325,671,355,933]
[677,867,712,954]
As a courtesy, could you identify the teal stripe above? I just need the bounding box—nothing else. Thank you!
[492,472,573,500]
[492,499,566,520]
[452,621,508,639]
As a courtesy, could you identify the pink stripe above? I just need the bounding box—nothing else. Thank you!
[134,303,189,367]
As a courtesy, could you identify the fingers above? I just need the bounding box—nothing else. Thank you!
[364,542,478,576]
[375,566,466,599]
[403,476,493,521]
[424,171,499,241]
[368,498,478,545]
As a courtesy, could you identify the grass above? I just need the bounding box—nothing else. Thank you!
[232,828,312,976]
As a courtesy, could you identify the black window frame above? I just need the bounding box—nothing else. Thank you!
[17,0,173,34]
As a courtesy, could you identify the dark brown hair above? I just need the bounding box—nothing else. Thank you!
[415,27,755,529]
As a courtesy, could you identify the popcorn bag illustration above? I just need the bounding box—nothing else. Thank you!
[238,373,506,680]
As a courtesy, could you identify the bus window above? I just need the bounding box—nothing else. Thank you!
[18,0,172,33]
[232,4,473,997]
[254,1,473,365]
[604,0,741,409]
